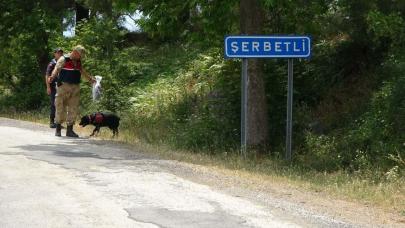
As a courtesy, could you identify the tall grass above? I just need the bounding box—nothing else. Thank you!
[115,45,240,153]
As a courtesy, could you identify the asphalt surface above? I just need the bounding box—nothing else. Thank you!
[0,118,349,228]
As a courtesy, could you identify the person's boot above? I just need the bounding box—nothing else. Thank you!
[55,124,62,137]
[66,125,79,138]
[50,119,57,128]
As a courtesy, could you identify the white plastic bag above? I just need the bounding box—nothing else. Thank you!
[92,75,102,101]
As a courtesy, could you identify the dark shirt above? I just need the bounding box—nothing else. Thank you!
[46,59,57,87]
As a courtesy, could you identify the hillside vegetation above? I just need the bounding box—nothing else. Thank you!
[0,0,404,202]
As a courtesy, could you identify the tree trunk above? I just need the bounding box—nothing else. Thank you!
[37,50,49,76]
[37,30,50,76]
[240,0,269,151]
[104,0,113,18]
[75,1,89,25]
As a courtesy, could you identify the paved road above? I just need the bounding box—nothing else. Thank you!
[0,118,344,228]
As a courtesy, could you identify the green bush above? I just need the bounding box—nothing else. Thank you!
[0,33,47,111]
[339,53,405,171]
[122,46,240,153]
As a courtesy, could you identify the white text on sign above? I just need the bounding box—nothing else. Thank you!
[231,40,307,53]
[225,36,311,58]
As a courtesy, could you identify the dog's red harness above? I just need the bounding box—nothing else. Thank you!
[89,112,104,124]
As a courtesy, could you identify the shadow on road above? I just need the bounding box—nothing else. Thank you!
[13,139,153,162]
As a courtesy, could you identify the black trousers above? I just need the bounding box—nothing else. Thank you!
[50,85,56,123]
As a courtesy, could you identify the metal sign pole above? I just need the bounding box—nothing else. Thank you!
[286,59,294,160]
[241,58,248,158]
[225,35,310,160]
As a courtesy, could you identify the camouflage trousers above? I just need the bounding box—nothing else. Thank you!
[55,83,80,126]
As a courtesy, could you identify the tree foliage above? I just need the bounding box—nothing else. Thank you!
[0,0,65,109]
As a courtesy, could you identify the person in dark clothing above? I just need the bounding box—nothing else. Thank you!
[45,48,63,128]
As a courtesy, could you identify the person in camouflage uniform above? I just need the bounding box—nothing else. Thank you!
[48,45,95,137]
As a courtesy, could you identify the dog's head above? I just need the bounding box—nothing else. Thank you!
[79,115,91,127]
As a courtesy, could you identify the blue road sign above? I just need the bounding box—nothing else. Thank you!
[225,36,311,58]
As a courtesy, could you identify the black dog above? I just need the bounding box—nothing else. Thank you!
[79,112,120,137]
